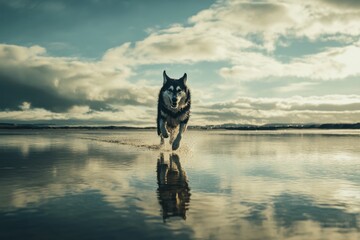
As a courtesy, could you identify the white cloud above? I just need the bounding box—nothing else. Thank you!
[19,101,31,111]
[0,106,67,121]
[193,95,360,125]
[68,105,91,114]
[2,93,358,125]
[1,43,359,125]
[190,0,295,52]
[220,43,360,80]
[0,104,156,126]
[102,24,254,65]
[101,0,360,82]
[191,0,360,46]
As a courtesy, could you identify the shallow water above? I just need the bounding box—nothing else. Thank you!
[0,129,359,240]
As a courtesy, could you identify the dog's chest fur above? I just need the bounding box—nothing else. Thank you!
[161,108,190,128]
[157,87,191,133]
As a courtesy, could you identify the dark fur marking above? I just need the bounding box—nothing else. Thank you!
[160,102,190,119]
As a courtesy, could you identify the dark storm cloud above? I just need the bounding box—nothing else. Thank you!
[0,75,75,112]
[0,44,156,113]
[0,75,117,112]
[0,73,156,112]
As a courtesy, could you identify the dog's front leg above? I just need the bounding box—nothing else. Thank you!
[160,136,164,145]
[159,118,169,138]
[172,123,187,150]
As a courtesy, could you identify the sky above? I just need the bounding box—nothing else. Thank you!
[0,0,359,126]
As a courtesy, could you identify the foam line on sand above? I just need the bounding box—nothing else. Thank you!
[81,137,172,151]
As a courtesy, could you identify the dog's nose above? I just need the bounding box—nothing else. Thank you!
[172,97,177,103]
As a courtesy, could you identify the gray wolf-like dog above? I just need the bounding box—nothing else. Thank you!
[157,71,191,150]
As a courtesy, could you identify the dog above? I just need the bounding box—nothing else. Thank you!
[157,71,191,150]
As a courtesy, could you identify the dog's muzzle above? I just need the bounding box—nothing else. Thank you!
[171,98,178,108]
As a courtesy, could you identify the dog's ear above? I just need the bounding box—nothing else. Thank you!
[163,70,169,85]
[181,73,187,85]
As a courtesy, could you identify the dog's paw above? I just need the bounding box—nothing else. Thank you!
[172,135,182,150]
[172,142,180,151]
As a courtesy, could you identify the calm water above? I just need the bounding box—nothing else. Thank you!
[0,129,359,240]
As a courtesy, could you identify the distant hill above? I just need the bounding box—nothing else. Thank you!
[0,122,359,130]
[0,123,155,130]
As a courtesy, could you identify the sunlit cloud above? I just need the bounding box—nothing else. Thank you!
[220,42,360,80]
[193,95,360,125]
[1,94,359,126]
[104,0,360,81]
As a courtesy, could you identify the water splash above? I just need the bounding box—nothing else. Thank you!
[81,137,179,152]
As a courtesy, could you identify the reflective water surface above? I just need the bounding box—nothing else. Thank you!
[0,129,359,240]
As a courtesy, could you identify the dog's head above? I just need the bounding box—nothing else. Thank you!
[161,71,189,110]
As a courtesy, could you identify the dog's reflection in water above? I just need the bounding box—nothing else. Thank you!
[157,153,191,221]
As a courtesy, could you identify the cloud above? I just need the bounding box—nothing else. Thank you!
[1,43,359,125]
[191,0,360,45]
[0,44,158,112]
[102,0,360,81]
[19,101,31,111]
[0,44,162,125]
[103,24,254,65]
[190,0,294,51]
[0,104,155,126]
[193,95,360,125]
[220,42,360,80]
[275,82,318,93]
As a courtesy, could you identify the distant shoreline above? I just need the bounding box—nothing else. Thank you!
[0,123,359,130]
